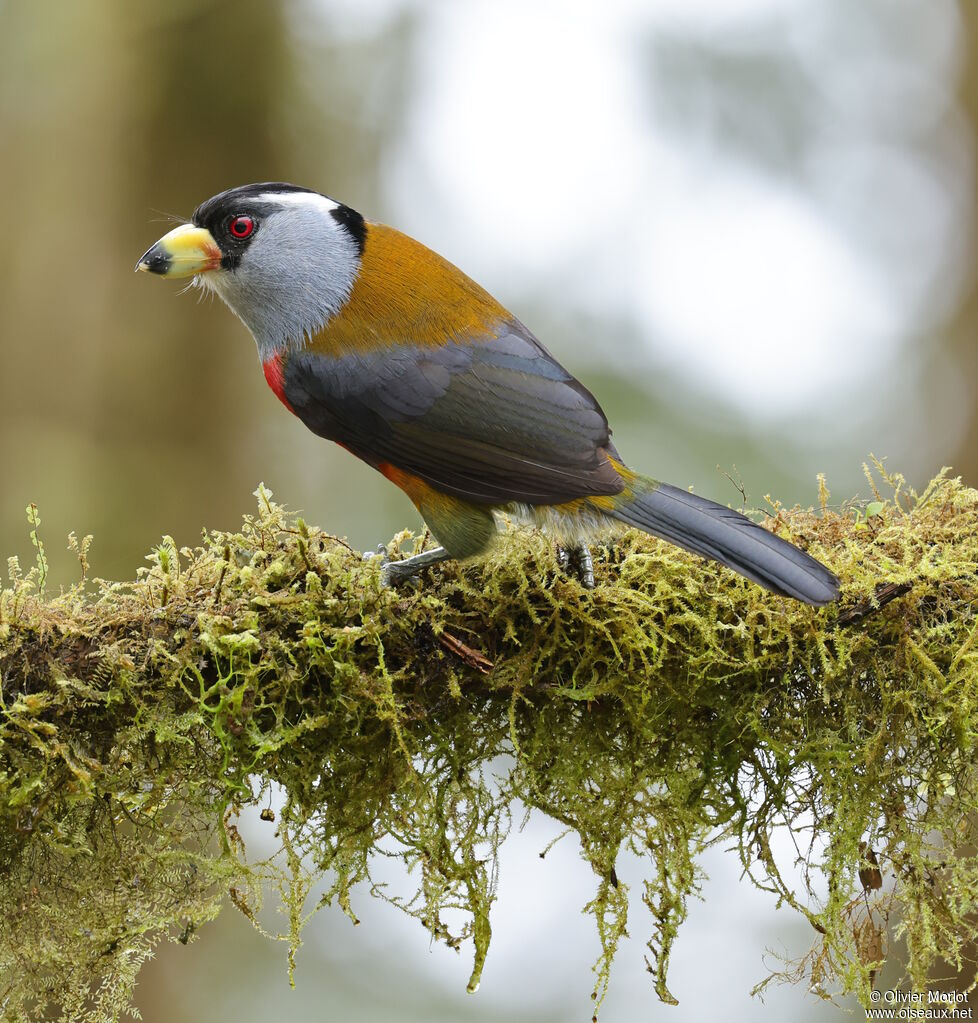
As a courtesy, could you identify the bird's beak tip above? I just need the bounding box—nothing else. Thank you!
[134,225,220,279]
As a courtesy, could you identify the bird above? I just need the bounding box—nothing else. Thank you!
[136,182,840,605]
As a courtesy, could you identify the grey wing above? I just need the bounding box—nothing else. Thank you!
[281,320,626,505]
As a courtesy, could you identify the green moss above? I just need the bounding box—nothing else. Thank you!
[1,465,976,1021]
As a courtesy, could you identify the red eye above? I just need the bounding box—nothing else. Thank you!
[228,215,254,239]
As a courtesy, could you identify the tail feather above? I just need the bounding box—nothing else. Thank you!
[604,477,840,606]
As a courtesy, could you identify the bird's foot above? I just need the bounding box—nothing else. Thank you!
[363,543,450,587]
[556,541,595,589]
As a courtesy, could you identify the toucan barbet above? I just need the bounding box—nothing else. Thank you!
[137,183,840,605]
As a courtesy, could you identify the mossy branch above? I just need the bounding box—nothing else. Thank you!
[1,464,977,1022]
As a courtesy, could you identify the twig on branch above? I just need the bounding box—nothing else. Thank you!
[836,581,914,627]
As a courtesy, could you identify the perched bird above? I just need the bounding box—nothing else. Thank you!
[136,183,839,605]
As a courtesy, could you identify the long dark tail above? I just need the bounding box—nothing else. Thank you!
[601,475,840,606]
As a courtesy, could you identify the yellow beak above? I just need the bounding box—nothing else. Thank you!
[135,224,222,278]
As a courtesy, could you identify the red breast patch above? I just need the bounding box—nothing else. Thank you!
[262,353,295,414]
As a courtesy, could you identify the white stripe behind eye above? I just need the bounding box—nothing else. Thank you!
[256,191,340,212]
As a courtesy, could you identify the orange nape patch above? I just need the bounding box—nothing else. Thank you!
[306,223,511,357]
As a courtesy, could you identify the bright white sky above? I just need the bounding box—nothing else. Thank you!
[303,0,968,414]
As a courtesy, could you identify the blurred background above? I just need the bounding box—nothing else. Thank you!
[0,0,974,1019]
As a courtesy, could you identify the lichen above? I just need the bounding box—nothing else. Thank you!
[1,464,976,1022]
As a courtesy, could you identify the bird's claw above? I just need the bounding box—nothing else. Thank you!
[362,543,390,564]
[362,543,449,587]
[557,542,595,589]
[362,544,409,587]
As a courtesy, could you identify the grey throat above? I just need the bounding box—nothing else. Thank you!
[199,195,361,362]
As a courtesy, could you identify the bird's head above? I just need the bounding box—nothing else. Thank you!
[136,183,365,358]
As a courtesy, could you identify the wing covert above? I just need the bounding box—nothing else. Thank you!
[281,321,625,505]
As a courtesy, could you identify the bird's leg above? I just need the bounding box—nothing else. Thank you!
[364,543,451,586]
[556,541,595,589]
